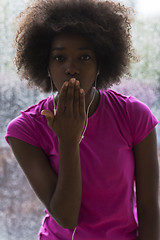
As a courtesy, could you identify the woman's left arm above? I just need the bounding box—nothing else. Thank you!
[133,128,160,240]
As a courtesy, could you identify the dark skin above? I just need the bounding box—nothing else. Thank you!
[133,128,160,240]
[7,33,159,238]
[42,33,100,143]
[49,33,100,118]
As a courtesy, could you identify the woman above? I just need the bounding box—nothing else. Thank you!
[5,0,159,239]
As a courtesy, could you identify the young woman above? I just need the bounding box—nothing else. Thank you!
[5,0,159,239]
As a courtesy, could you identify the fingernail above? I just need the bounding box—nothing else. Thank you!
[80,89,84,94]
[76,80,79,86]
[71,78,76,84]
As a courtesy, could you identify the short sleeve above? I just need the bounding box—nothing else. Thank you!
[126,96,159,146]
[5,111,41,148]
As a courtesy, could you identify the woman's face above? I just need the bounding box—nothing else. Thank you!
[48,33,98,95]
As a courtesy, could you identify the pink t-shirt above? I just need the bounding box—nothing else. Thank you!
[5,89,158,240]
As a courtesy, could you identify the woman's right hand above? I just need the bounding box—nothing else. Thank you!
[41,78,86,144]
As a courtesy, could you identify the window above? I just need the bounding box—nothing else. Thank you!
[0,1,159,239]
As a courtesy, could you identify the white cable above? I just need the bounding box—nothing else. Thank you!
[50,76,57,116]
[72,81,97,239]
[72,226,77,240]
[79,80,97,144]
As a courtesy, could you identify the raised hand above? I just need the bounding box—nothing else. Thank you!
[41,78,86,144]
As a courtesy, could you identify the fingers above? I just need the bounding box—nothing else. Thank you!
[41,110,54,129]
[66,78,75,115]
[66,79,85,118]
[57,81,68,113]
[41,110,54,118]
[79,89,86,118]
[73,80,80,117]
[57,78,85,117]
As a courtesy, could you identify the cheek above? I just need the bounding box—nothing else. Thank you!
[81,66,97,87]
[49,66,64,91]
[52,78,64,92]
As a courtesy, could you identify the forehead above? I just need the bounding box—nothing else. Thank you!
[51,33,94,51]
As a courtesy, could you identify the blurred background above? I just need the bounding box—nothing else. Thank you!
[0,0,160,239]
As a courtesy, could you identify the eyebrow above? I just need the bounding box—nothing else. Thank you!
[51,47,93,52]
[51,47,65,51]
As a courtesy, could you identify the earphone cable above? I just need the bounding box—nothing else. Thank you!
[79,80,97,144]
[50,77,57,116]
[72,226,77,240]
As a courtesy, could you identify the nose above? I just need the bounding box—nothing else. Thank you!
[65,60,80,78]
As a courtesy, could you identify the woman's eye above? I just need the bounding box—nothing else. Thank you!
[53,56,65,61]
[80,55,91,61]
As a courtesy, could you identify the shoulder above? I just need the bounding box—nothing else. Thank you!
[100,88,158,146]
[101,88,129,100]
[101,88,156,115]
[100,89,132,115]
[21,95,54,117]
[5,95,55,147]
[101,88,130,107]
[6,94,54,130]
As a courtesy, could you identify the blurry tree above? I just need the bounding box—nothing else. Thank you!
[131,16,160,86]
[0,0,29,74]
[122,0,136,8]
[0,0,160,146]
[0,1,159,240]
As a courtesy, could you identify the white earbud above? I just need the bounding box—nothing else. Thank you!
[48,70,51,78]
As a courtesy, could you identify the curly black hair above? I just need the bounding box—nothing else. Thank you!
[13,0,136,92]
